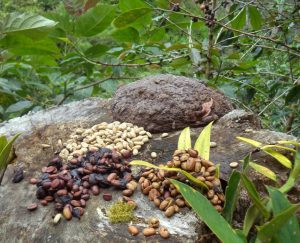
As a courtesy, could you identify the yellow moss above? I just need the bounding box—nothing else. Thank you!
[107,201,135,223]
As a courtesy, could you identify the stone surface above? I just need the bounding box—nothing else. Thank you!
[111,74,235,132]
[0,97,298,243]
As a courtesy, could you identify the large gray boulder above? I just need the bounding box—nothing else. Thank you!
[0,96,297,242]
[111,74,235,133]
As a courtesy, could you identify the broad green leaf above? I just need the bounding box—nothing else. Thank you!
[267,187,300,242]
[178,127,191,150]
[75,4,116,37]
[130,160,208,189]
[0,35,60,56]
[113,8,153,29]
[236,136,262,147]
[241,174,269,218]
[257,204,300,242]
[0,133,21,170]
[6,101,33,113]
[263,148,292,169]
[1,13,57,37]
[261,144,296,153]
[111,27,139,43]
[243,203,260,235]
[277,140,300,146]
[171,179,245,243]
[223,170,241,223]
[249,162,277,181]
[84,44,109,58]
[231,7,246,30]
[248,6,262,30]
[119,0,148,11]
[194,122,213,160]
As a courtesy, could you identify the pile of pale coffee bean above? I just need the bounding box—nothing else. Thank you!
[28,148,138,221]
[136,148,224,214]
[59,121,152,161]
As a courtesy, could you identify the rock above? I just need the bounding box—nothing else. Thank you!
[0,94,298,242]
[111,74,234,132]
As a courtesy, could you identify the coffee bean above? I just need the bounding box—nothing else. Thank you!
[91,185,100,195]
[27,203,38,211]
[29,178,38,184]
[128,225,139,236]
[40,200,48,206]
[51,179,60,189]
[165,206,175,217]
[53,213,62,224]
[143,227,156,236]
[122,189,133,197]
[57,189,68,196]
[159,227,170,239]
[63,205,72,220]
[103,193,112,201]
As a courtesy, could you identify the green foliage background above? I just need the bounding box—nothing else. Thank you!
[0,0,299,136]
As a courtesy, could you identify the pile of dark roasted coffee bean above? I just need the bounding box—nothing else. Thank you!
[137,148,225,215]
[28,148,137,221]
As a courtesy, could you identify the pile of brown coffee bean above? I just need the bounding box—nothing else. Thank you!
[137,148,225,214]
[128,217,170,239]
[28,148,137,221]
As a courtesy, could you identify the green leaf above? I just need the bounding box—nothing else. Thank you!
[113,8,153,29]
[119,0,148,11]
[231,7,246,30]
[171,179,245,243]
[237,137,292,168]
[285,85,300,105]
[0,136,8,152]
[248,6,262,30]
[261,144,296,153]
[241,174,269,218]
[263,148,292,169]
[215,164,220,179]
[75,4,116,37]
[130,160,208,189]
[6,101,33,113]
[84,44,109,58]
[249,162,277,181]
[194,122,213,160]
[280,149,300,193]
[223,170,241,223]
[237,136,262,147]
[178,127,191,150]
[267,187,300,242]
[1,12,57,37]
[0,133,21,170]
[111,27,139,43]
[257,204,300,242]
[243,203,260,235]
[277,140,300,146]
[243,153,251,172]
[0,35,60,56]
